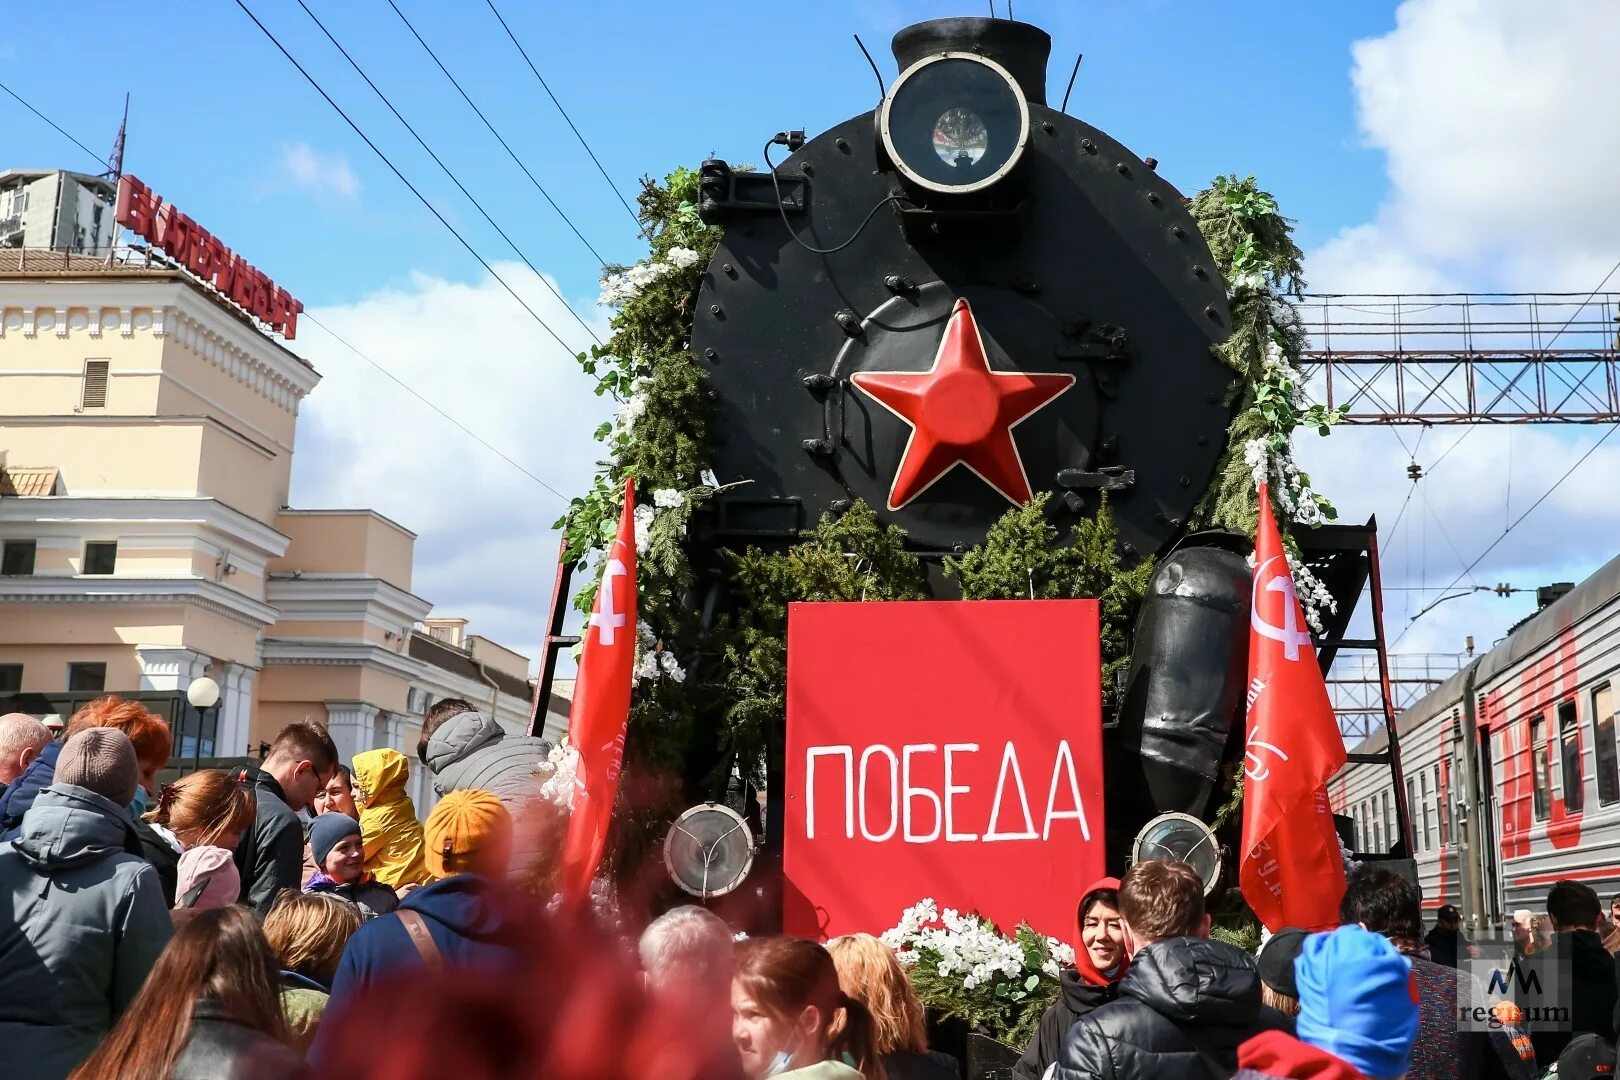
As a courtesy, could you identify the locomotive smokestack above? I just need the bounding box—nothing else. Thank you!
[891,17,1053,105]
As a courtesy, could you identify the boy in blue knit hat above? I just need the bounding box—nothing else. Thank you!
[1235,925,1421,1080]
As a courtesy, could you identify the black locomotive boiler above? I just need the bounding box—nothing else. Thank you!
[688,17,1252,878]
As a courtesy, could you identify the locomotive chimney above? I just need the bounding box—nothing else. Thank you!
[891,17,1053,105]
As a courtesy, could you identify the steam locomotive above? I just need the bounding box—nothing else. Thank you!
[683,15,1255,881]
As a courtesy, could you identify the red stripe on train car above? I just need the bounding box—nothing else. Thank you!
[1511,866,1620,887]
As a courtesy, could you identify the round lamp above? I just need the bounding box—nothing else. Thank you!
[186,676,221,710]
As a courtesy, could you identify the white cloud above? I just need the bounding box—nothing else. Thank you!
[277,142,361,201]
[1312,0,1620,292]
[1295,0,1620,672]
[288,261,611,668]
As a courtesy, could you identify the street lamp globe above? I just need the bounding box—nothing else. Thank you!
[186,676,221,710]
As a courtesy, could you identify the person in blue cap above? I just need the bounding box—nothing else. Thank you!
[1234,925,1421,1080]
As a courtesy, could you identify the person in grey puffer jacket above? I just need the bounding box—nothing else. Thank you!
[419,699,552,805]
[0,729,172,1080]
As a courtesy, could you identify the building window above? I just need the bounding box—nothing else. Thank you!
[0,664,20,694]
[1382,791,1394,853]
[82,541,117,575]
[1594,685,1618,805]
[1559,699,1584,813]
[1530,714,1551,820]
[81,359,110,409]
[1371,799,1383,852]
[67,663,106,693]
[0,540,35,576]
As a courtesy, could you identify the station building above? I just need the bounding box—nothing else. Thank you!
[0,169,565,812]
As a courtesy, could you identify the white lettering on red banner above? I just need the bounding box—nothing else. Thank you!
[115,175,304,339]
[804,739,1093,844]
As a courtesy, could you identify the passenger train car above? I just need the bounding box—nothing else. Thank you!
[1337,552,1620,926]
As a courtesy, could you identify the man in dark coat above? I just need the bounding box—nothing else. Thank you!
[232,721,338,913]
[1054,860,1290,1080]
[1424,904,1468,968]
[1341,866,1536,1080]
[1534,880,1618,1064]
[0,737,61,841]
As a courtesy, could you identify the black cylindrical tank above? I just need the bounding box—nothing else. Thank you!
[1114,539,1251,822]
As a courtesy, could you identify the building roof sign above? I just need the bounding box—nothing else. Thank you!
[115,175,303,340]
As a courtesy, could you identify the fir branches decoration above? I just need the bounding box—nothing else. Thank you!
[716,502,928,769]
[1190,175,1342,630]
[944,493,1152,683]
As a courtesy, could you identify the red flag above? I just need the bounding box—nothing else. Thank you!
[1240,483,1348,932]
[559,477,638,901]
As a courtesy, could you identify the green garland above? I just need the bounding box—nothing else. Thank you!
[1189,175,1343,630]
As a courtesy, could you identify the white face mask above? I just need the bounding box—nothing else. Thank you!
[765,1027,806,1076]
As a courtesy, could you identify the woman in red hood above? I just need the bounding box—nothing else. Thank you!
[1013,877,1130,1080]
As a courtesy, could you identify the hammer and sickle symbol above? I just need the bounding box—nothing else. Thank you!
[1251,556,1314,662]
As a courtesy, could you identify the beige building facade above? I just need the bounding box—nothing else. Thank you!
[0,246,551,810]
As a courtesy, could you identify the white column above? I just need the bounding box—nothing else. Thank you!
[135,646,210,691]
[216,664,257,760]
[324,701,380,765]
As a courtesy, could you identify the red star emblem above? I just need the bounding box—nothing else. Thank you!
[851,298,1074,511]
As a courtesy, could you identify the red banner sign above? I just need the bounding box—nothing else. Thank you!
[784,599,1105,944]
[115,174,303,339]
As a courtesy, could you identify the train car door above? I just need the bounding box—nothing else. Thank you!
[1476,724,1503,925]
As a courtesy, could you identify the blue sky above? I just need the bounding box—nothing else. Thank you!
[7,0,1397,309]
[8,0,1620,674]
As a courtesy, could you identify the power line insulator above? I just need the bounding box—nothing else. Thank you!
[1406,462,1423,481]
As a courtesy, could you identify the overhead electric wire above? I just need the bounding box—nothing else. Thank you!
[384,0,607,266]
[231,0,582,355]
[482,0,642,233]
[0,74,575,504]
[293,0,600,345]
[0,80,110,171]
[304,314,567,504]
[1393,421,1619,645]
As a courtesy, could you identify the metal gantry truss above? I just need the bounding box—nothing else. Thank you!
[1298,292,1620,424]
[1327,652,1469,740]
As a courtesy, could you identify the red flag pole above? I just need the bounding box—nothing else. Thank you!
[1240,482,1349,931]
[558,477,638,903]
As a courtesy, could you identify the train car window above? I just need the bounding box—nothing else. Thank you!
[1594,685,1618,805]
[1420,768,1434,850]
[1436,764,1449,844]
[1559,700,1583,813]
[1529,714,1551,821]
[1406,778,1418,850]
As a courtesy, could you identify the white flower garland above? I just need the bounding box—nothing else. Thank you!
[880,898,1072,992]
[597,247,702,307]
[537,736,580,808]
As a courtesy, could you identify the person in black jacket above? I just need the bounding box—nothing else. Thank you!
[1424,904,1468,968]
[1054,859,1291,1080]
[1015,876,1128,1080]
[232,721,338,914]
[1535,880,1618,1064]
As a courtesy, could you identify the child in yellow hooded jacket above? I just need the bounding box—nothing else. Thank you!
[352,748,430,889]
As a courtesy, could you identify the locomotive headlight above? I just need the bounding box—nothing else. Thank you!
[880,52,1030,195]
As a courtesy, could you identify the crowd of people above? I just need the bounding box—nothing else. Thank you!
[1,698,1619,1078]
